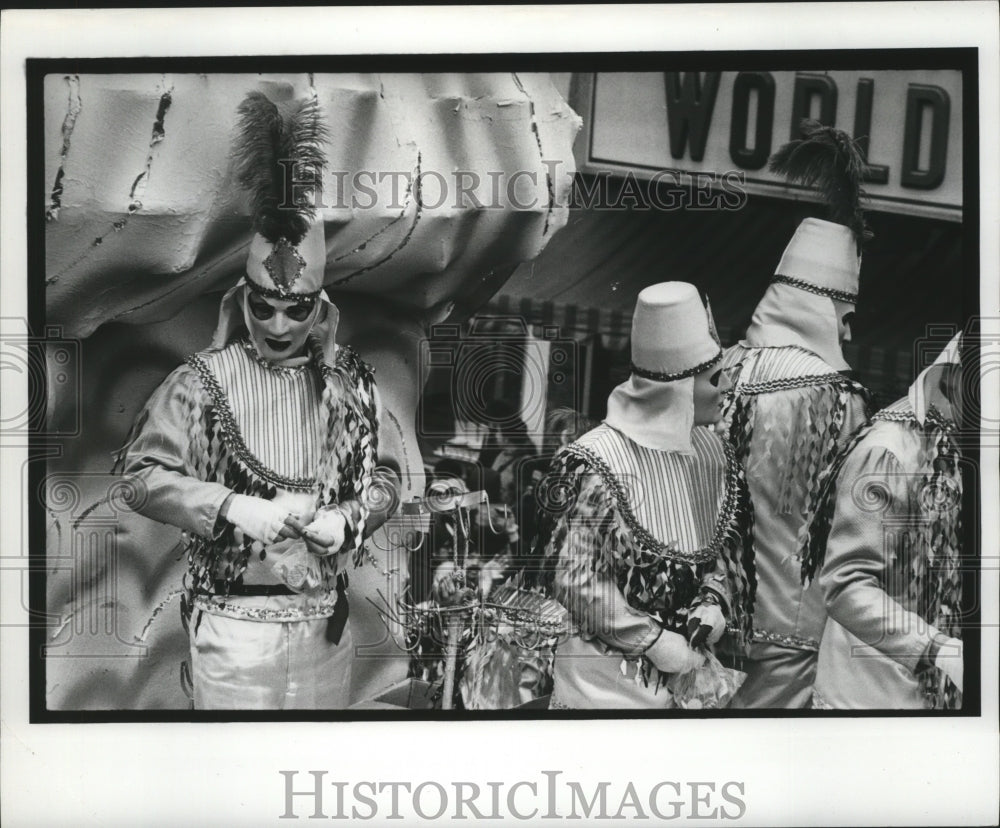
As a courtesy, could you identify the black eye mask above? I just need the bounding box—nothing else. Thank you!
[248,295,274,320]
[248,294,313,322]
[286,303,313,322]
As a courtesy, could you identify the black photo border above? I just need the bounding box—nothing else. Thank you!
[26,47,982,723]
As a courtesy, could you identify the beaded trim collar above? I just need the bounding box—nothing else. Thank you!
[772,274,858,305]
[737,372,864,396]
[239,338,311,374]
[564,433,740,566]
[631,348,723,382]
[874,403,956,432]
[185,348,319,492]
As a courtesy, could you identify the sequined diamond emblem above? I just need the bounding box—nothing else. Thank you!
[263,237,307,294]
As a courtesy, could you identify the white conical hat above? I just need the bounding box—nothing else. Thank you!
[909,331,963,425]
[774,217,860,302]
[629,281,722,379]
[605,282,722,453]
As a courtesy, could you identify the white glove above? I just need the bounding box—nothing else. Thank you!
[934,637,963,693]
[645,630,706,675]
[224,494,291,545]
[688,603,727,646]
[300,508,348,556]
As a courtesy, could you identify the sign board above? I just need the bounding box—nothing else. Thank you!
[574,71,962,222]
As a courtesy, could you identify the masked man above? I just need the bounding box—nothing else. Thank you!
[721,123,873,708]
[537,282,756,709]
[801,333,966,709]
[116,90,401,709]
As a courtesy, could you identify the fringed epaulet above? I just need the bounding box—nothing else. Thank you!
[510,450,581,596]
[728,366,871,523]
[333,344,375,385]
[314,344,381,567]
[915,408,963,710]
[780,380,867,514]
[724,438,757,648]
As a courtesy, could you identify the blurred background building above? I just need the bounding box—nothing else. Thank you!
[421,69,966,467]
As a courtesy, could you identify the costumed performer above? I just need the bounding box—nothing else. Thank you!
[801,332,966,709]
[721,120,873,708]
[116,89,402,709]
[537,281,756,709]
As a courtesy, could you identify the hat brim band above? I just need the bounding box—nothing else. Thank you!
[631,348,723,382]
[246,276,322,303]
[772,275,858,304]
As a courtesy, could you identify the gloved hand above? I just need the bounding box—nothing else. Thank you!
[297,508,348,557]
[687,603,727,648]
[934,637,963,693]
[645,630,706,675]
[223,493,299,545]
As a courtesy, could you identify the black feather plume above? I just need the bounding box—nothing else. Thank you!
[769,119,872,252]
[232,90,329,245]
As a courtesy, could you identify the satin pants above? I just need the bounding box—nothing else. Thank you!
[726,641,816,709]
[190,611,353,710]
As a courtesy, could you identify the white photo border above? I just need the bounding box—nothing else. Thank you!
[2,4,997,826]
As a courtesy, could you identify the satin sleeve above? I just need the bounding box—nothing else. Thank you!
[119,365,232,538]
[818,442,939,672]
[548,469,663,656]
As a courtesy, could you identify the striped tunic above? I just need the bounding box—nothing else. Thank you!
[537,422,755,707]
[119,337,383,621]
[572,425,725,553]
[540,422,754,645]
[195,340,326,485]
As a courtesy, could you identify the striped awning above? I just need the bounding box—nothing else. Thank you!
[484,293,630,348]
[482,292,739,351]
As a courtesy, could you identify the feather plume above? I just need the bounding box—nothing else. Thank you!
[232,90,329,245]
[769,119,872,252]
